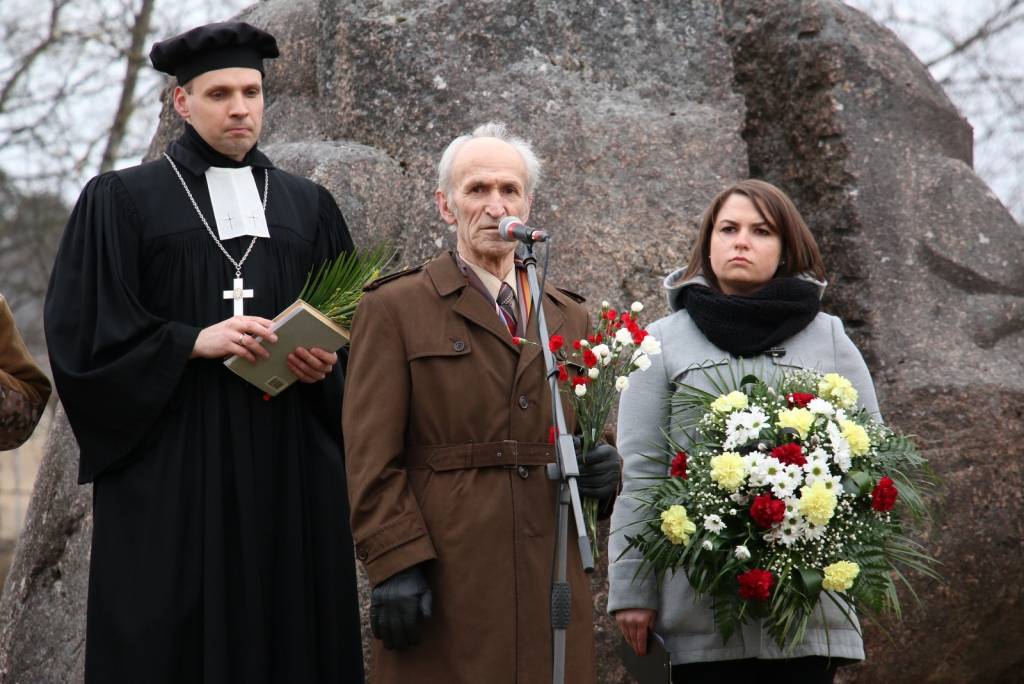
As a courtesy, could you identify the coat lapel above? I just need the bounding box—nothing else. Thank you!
[427,253,521,353]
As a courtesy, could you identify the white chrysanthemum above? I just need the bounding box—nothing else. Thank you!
[803,456,830,484]
[808,447,831,464]
[778,524,802,546]
[615,376,629,392]
[770,467,800,499]
[756,457,784,486]
[587,367,600,379]
[724,408,767,449]
[634,353,651,371]
[745,454,770,485]
[783,463,804,486]
[631,301,644,312]
[640,335,661,355]
[803,522,827,541]
[574,383,587,397]
[819,474,843,494]
[827,421,853,473]
[614,328,634,346]
[703,514,725,533]
[734,545,751,561]
[807,398,835,416]
[701,539,714,551]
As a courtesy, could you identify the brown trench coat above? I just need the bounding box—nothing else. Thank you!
[343,251,597,683]
[0,294,51,450]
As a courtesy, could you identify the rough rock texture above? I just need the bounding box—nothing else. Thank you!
[3,1,1021,683]
[0,406,89,683]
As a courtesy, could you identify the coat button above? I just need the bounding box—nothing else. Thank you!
[518,394,529,409]
[517,466,530,479]
[356,546,368,561]
[453,340,466,352]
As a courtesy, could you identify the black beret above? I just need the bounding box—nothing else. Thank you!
[150,21,279,84]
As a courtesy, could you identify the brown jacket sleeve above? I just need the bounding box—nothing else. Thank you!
[0,295,51,450]
[343,290,437,586]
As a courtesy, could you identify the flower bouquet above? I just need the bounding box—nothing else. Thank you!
[622,367,938,651]
[543,301,662,563]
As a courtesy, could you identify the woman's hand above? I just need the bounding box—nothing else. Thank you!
[615,608,657,656]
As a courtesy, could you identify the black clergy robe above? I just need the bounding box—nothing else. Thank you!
[44,125,364,683]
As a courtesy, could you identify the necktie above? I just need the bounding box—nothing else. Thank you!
[497,282,518,337]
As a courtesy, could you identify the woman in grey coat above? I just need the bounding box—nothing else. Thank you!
[608,180,881,683]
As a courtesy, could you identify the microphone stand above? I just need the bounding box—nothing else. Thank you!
[518,240,594,684]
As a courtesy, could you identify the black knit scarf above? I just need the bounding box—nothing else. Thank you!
[683,278,821,357]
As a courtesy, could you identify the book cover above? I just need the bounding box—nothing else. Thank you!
[223,299,350,396]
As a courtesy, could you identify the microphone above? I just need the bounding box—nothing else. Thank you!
[498,216,548,243]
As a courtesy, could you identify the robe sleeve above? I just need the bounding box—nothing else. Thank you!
[295,185,356,438]
[0,294,51,450]
[342,290,438,586]
[44,173,200,483]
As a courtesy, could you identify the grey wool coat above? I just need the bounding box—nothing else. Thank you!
[607,271,881,665]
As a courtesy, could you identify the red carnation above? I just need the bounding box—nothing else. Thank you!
[770,442,806,467]
[632,330,648,345]
[571,376,590,387]
[670,451,688,479]
[787,392,816,408]
[871,476,898,512]
[582,349,598,368]
[738,569,774,601]
[573,339,582,350]
[749,493,786,528]
[558,364,569,383]
[549,334,564,352]
[605,309,618,320]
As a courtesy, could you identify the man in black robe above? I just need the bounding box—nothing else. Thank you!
[44,22,364,683]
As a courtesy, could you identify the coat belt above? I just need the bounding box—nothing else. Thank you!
[405,440,557,471]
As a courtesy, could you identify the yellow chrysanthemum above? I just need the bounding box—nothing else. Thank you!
[660,505,697,545]
[840,419,871,456]
[818,373,859,409]
[777,407,815,439]
[710,451,747,492]
[711,390,749,414]
[799,480,837,526]
[822,560,860,592]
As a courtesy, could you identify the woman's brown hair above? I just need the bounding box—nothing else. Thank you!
[681,179,827,291]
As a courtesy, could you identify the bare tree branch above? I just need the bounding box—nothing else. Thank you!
[99,0,156,173]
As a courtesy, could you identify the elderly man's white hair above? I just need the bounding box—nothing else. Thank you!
[436,121,542,201]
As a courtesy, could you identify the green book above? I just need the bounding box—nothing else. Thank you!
[223,299,349,396]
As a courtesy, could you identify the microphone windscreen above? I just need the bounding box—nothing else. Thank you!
[498,216,524,241]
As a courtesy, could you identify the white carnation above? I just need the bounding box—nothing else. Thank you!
[574,383,587,397]
[615,376,629,392]
[640,335,661,355]
[734,545,751,561]
[631,301,644,312]
[634,353,652,371]
[587,367,600,379]
[614,328,634,346]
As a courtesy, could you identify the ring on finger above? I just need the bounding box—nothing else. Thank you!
[237,333,245,345]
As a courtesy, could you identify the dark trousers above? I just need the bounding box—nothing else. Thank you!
[671,657,837,684]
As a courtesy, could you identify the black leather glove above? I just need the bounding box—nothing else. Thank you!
[575,441,622,500]
[370,564,433,650]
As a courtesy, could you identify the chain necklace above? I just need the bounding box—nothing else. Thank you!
[163,152,269,315]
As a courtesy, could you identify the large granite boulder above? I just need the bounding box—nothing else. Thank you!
[2,1,1020,682]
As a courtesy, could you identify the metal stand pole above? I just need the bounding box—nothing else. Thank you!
[519,242,593,684]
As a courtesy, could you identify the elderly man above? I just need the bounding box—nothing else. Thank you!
[343,122,620,683]
[44,22,362,683]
